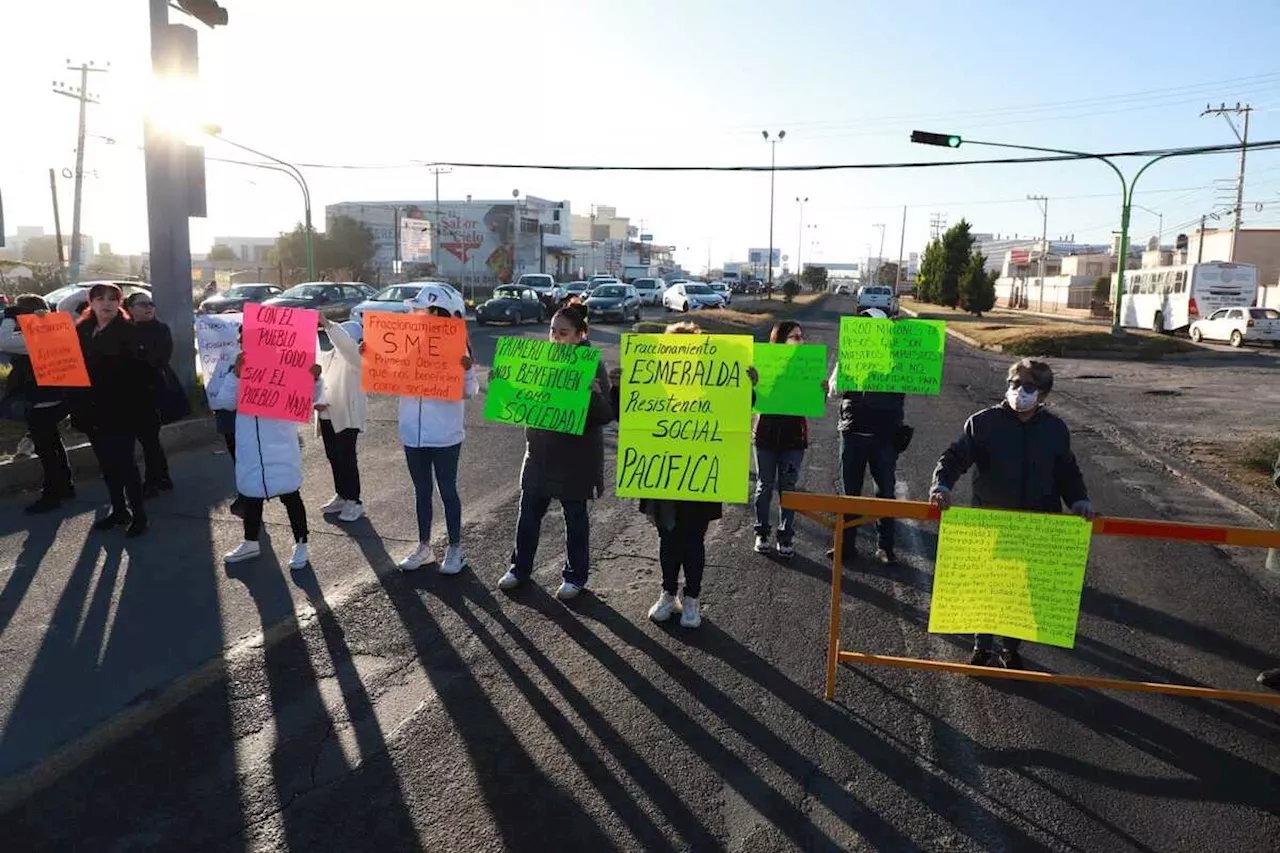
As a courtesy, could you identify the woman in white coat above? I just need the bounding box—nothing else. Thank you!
[396,283,478,574]
[316,317,367,522]
[209,353,322,571]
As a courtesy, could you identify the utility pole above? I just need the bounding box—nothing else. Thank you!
[872,223,886,284]
[1201,102,1251,261]
[52,60,108,283]
[49,168,66,273]
[1028,194,1049,311]
[428,166,452,272]
[1198,214,1207,263]
[895,205,907,297]
[929,212,947,241]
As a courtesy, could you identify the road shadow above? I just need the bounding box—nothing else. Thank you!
[0,518,64,638]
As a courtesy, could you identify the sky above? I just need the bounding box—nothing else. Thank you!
[5,0,1280,273]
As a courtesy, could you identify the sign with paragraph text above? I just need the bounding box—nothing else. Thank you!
[362,311,468,399]
[752,342,827,417]
[17,312,90,387]
[836,317,945,395]
[483,337,600,435]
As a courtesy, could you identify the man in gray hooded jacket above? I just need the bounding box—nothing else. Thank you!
[930,357,1093,669]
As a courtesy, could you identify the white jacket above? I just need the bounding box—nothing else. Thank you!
[208,349,240,412]
[316,321,367,433]
[209,367,321,499]
[398,366,479,448]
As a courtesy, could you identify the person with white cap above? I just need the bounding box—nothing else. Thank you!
[395,283,479,573]
[316,315,368,522]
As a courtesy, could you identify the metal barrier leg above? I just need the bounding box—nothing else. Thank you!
[825,522,844,701]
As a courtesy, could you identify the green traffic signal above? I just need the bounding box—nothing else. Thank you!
[911,130,962,148]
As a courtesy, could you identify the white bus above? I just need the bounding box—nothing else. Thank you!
[1118,261,1258,333]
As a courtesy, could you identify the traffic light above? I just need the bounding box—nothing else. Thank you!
[176,0,228,27]
[911,130,962,148]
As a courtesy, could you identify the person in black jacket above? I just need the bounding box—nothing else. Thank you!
[72,283,152,537]
[0,294,75,513]
[827,308,905,565]
[930,357,1093,669]
[124,292,174,495]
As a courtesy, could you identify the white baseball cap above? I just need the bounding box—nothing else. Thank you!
[859,308,889,319]
[405,283,465,317]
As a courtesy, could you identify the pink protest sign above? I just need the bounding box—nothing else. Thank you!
[238,303,319,423]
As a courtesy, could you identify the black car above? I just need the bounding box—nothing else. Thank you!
[198,283,283,314]
[262,282,369,321]
[585,283,642,324]
[475,286,546,325]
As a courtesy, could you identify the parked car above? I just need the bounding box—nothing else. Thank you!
[585,283,643,324]
[631,277,664,306]
[262,282,369,321]
[708,281,733,305]
[350,281,459,324]
[197,283,283,314]
[49,280,152,316]
[857,284,897,314]
[475,285,547,325]
[514,273,560,308]
[561,281,592,302]
[1189,306,1280,347]
[663,281,724,312]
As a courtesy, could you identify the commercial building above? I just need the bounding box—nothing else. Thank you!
[211,235,276,265]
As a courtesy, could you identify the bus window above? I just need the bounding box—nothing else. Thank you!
[1175,271,1186,293]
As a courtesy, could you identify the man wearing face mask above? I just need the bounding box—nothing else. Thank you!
[929,357,1093,670]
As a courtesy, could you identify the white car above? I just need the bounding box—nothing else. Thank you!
[708,281,732,305]
[631,277,664,306]
[349,281,460,324]
[1189,306,1280,348]
[663,281,724,312]
[47,280,152,315]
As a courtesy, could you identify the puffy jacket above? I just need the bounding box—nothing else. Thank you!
[72,315,155,434]
[317,321,366,433]
[931,403,1088,512]
[208,366,321,499]
[133,320,174,371]
[753,414,808,451]
[518,344,614,501]
[398,361,480,448]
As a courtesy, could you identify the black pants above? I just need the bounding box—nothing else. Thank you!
[242,491,308,543]
[90,430,143,515]
[137,415,170,485]
[319,419,361,502]
[223,432,236,461]
[658,519,709,599]
[28,403,72,497]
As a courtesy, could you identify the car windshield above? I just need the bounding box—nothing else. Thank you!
[566,284,588,292]
[373,286,423,301]
[521,276,553,286]
[593,285,625,297]
[280,285,328,299]
[1249,308,1280,319]
[686,284,713,294]
[635,280,656,288]
[227,286,270,298]
[710,283,726,290]
[493,288,521,299]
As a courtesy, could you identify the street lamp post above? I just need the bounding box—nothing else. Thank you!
[204,125,314,280]
[911,130,1196,335]
[1132,204,1164,249]
[795,196,808,281]
[763,130,785,290]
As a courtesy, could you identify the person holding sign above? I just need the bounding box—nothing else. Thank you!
[930,358,1094,669]
[211,352,323,572]
[827,308,906,565]
[124,292,180,498]
[71,283,154,538]
[496,304,615,600]
[752,321,819,559]
[394,284,479,574]
[316,316,368,523]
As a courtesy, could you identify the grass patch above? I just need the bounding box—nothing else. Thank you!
[1238,434,1280,475]
[957,323,1200,358]
[634,293,828,335]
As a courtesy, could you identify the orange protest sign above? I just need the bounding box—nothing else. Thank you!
[17,312,90,387]
[361,311,468,399]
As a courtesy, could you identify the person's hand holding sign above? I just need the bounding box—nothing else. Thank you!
[747,366,759,386]
[231,353,244,377]
[461,353,473,370]
[929,488,952,511]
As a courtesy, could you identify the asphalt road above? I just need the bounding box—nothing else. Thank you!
[1,295,1277,852]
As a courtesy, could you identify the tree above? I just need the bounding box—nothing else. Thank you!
[959,251,997,316]
[1092,275,1111,305]
[21,235,62,265]
[876,262,899,286]
[323,215,376,280]
[781,277,801,301]
[86,247,126,276]
[272,223,311,271]
[208,244,238,262]
[937,220,975,308]
[801,265,828,292]
[915,239,944,303]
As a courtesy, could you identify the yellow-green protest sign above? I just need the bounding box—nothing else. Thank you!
[616,333,753,504]
[836,317,946,395]
[753,343,827,417]
[927,507,1092,648]
[483,337,601,435]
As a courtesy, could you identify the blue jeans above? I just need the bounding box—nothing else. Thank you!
[509,490,590,586]
[753,447,804,543]
[838,431,896,553]
[404,443,462,545]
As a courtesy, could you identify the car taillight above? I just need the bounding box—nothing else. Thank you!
[1188,298,1199,318]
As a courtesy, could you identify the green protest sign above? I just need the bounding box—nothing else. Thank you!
[752,343,827,417]
[483,337,600,435]
[836,317,946,395]
[616,333,753,504]
[927,507,1092,648]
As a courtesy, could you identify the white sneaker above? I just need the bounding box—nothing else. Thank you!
[288,542,310,571]
[556,581,583,601]
[223,541,261,563]
[680,596,702,629]
[337,501,364,523]
[320,495,347,514]
[398,542,436,571]
[498,569,522,591]
[439,544,467,575]
[647,591,682,623]
[753,535,770,553]
[776,541,795,559]
[15,436,35,458]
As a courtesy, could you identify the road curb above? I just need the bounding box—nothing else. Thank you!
[898,307,991,350]
[0,415,218,495]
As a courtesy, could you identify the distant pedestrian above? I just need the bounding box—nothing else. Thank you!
[497,303,614,599]
[929,357,1094,670]
[71,283,152,537]
[211,353,321,571]
[394,284,478,573]
[124,292,179,496]
[315,315,367,523]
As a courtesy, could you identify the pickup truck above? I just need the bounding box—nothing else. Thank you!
[856,285,898,315]
[515,273,561,309]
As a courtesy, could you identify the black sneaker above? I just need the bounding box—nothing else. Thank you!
[92,510,131,531]
[126,513,148,538]
[999,649,1025,670]
[24,494,64,515]
[969,648,995,667]
[1257,668,1280,691]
